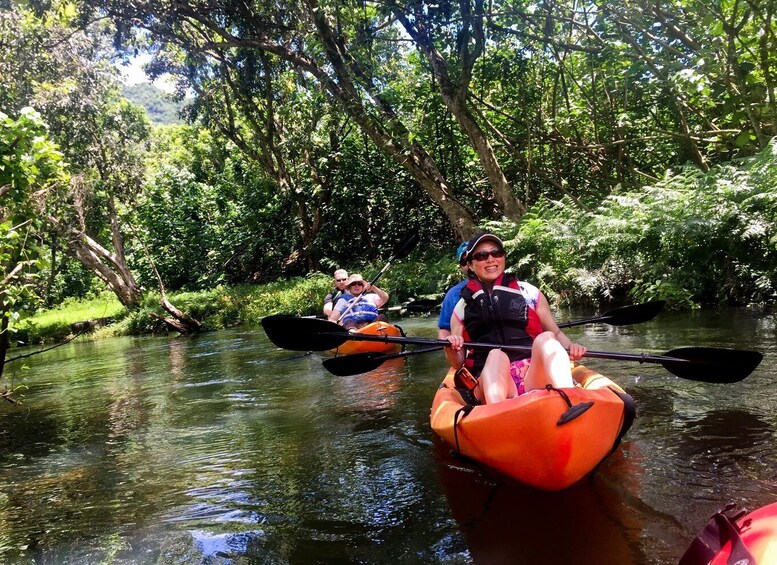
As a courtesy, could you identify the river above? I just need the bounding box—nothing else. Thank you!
[0,307,775,564]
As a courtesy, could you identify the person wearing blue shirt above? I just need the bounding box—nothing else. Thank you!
[437,242,470,339]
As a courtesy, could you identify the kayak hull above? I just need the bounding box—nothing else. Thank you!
[331,321,403,355]
[430,364,634,491]
[709,502,777,564]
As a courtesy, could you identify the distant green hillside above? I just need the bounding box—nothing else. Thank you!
[122,83,183,125]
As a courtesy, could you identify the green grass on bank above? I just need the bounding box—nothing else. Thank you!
[11,254,455,346]
[12,294,128,345]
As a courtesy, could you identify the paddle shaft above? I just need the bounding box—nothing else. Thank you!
[336,234,419,322]
[320,331,721,368]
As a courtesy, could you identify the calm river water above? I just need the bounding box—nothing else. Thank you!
[1,307,775,564]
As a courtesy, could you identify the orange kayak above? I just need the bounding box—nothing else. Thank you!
[331,321,403,356]
[430,364,634,491]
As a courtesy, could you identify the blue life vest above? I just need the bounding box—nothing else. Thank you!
[341,296,380,326]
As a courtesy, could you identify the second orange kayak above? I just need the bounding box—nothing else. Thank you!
[680,500,777,564]
[331,321,403,356]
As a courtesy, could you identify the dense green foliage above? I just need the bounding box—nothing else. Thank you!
[122,83,182,124]
[3,0,777,357]
[1,109,65,373]
[13,139,777,349]
[503,141,777,307]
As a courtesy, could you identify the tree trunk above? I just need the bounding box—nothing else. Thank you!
[0,304,9,381]
[43,213,201,333]
[446,96,526,219]
[66,230,144,308]
[150,297,203,333]
[395,10,526,220]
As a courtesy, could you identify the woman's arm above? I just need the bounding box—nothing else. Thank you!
[444,316,466,368]
[366,284,389,308]
[535,293,587,360]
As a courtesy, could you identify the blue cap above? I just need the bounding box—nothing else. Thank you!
[456,242,468,264]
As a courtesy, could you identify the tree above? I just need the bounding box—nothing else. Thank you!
[386,0,526,219]
[80,0,481,238]
[1,109,65,382]
[1,3,200,331]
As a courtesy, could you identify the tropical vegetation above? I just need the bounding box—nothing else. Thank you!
[2,0,777,380]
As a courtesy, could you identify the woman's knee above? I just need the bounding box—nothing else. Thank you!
[532,331,561,353]
[485,348,510,365]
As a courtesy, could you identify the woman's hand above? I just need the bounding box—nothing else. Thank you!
[445,334,464,351]
[568,342,587,361]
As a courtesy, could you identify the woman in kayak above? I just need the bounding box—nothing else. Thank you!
[328,274,389,330]
[443,233,587,405]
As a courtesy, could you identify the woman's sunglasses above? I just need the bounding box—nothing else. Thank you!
[470,248,506,262]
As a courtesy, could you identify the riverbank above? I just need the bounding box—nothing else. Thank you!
[10,256,456,347]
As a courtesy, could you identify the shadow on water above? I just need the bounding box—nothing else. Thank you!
[433,437,644,565]
[673,409,773,457]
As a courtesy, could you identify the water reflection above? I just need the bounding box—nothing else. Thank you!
[0,310,775,563]
[435,439,643,564]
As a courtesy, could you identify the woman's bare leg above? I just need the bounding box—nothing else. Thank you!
[523,331,575,391]
[476,349,518,404]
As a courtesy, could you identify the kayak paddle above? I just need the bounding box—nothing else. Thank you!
[261,315,762,382]
[323,301,661,374]
[262,301,663,351]
[322,346,443,376]
[336,232,420,321]
[556,301,665,328]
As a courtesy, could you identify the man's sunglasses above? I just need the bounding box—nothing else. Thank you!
[470,248,506,262]
[336,278,348,282]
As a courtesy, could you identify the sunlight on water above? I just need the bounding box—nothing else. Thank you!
[0,309,775,563]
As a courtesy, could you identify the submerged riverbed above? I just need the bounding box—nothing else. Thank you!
[1,307,776,563]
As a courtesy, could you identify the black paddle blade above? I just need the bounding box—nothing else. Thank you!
[605,301,665,326]
[404,298,442,312]
[557,301,665,328]
[323,352,388,376]
[393,232,421,260]
[261,315,349,351]
[661,347,763,383]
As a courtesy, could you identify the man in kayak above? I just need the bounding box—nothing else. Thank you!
[437,241,470,339]
[323,269,349,317]
[443,233,587,405]
[328,274,390,330]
